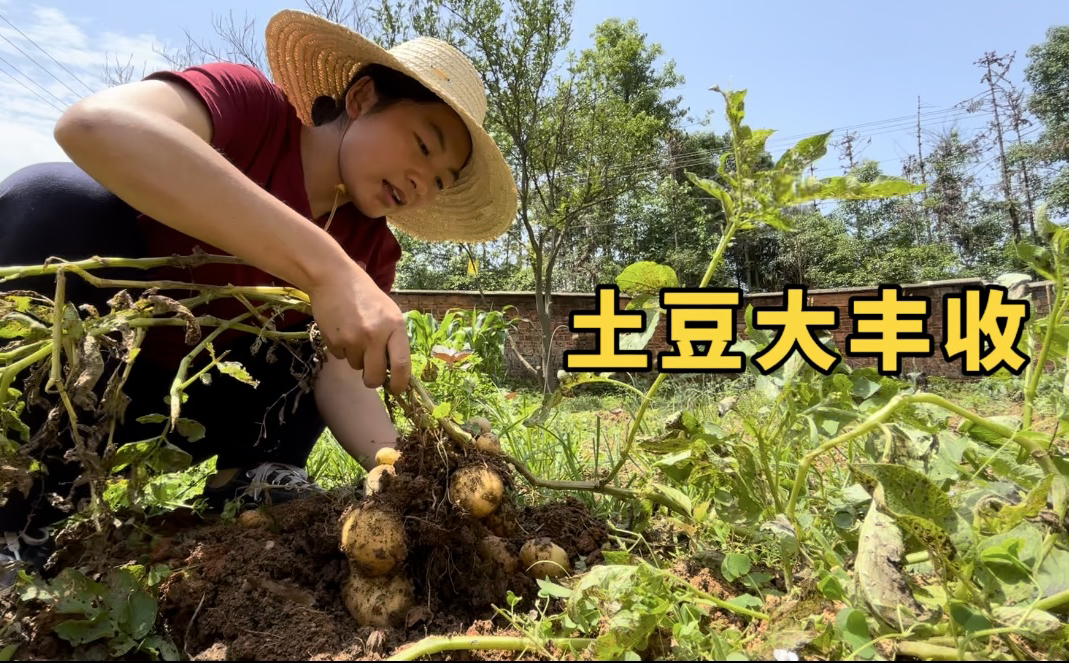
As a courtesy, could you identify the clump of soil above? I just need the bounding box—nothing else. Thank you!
[2,429,611,661]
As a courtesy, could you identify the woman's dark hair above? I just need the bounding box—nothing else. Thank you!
[310,63,446,126]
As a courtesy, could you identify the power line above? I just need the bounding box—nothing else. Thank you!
[0,11,97,95]
[0,52,69,109]
[0,62,65,113]
[0,31,85,101]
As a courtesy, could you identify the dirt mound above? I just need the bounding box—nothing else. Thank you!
[3,431,611,660]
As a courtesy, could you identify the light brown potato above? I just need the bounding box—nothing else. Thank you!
[520,538,570,579]
[365,464,396,496]
[448,465,505,518]
[477,535,519,574]
[340,504,407,576]
[374,447,400,466]
[237,509,269,528]
[483,509,517,538]
[342,570,415,628]
[475,432,501,454]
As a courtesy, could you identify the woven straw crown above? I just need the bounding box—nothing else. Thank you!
[265,9,517,243]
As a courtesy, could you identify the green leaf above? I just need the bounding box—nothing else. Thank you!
[216,360,259,387]
[818,572,846,601]
[140,635,181,661]
[0,312,48,340]
[536,578,573,599]
[775,131,833,174]
[726,594,763,611]
[647,482,692,517]
[432,401,451,419]
[850,376,881,400]
[834,608,875,660]
[685,171,734,218]
[175,418,205,443]
[850,463,973,558]
[616,261,678,295]
[949,601,993,633]
[1037,547,1069,599]
[992,606,1066,635]
[0,644,18,661]
[721,553,751,582]
[53,614,116,646]
[619,308,660,352]
[135,414,168,425]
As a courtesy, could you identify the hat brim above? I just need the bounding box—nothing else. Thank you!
[265,10,517,243]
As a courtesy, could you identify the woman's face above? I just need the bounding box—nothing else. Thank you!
[340,77,472,219]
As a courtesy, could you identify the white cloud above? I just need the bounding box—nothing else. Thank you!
[0,4,172,180]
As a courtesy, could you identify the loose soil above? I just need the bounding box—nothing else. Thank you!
[2,432,611,661]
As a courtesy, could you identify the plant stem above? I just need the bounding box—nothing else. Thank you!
[117,317,308,340]
[0,253,244,282]
[896,641,985,661]
[386,635,593,661]
[0,343,52,409]
[0,339,48,363]
[785,392,1065,524]
[603,217,741,488]
[402,374,692,516]
[1023,272,1066,431]
[1036,586,1069,612]
[47,270,66,393]
[179,349,231,391]
[168,308,261,426]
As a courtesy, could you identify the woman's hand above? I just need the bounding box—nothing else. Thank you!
[308,262,411,394]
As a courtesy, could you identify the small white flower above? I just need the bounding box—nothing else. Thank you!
[774,649,800,661]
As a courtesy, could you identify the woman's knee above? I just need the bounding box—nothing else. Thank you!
[0,162,147,305]
[0,162,145,258]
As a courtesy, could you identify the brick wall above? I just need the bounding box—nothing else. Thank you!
[391,278,1057,380]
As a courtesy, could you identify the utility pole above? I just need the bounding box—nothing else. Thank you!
[978,51,1021,241]
[916,96,932,243]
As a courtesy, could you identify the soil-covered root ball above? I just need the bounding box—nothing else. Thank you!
[475,432,502,454]
[449,464,505,518]
[364,464,396,496]
[477,535,519,574]
[342,571,415,628]
[520,537,570,579]
[340,503,407,576]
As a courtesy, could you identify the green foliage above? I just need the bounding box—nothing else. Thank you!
[15,565,178,660]
[403,307,516,425]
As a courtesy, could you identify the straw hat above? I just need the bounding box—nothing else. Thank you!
[265,9,517,243]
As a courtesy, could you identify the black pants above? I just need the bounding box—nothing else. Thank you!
[0,162,326,534]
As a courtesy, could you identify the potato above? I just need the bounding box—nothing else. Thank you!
[342,570,415,628]
[340,504,407,576]
[365,464,396,496]
[237,509,270,528]
[475,432,501,454]
[477,535,519,574]
[448,465,505,518]
[520,538,570,579]
[374,447,400,466]
[483,508,517,538]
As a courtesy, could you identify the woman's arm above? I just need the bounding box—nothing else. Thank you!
[54,78,343,297]
[52,78,411,391]
[314,352,400,470]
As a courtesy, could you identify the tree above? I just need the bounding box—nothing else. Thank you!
[1024,25,1069,218]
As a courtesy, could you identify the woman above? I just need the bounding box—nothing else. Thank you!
[0,9,517,574]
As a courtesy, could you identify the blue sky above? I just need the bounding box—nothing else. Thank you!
[0,0,1065,184]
